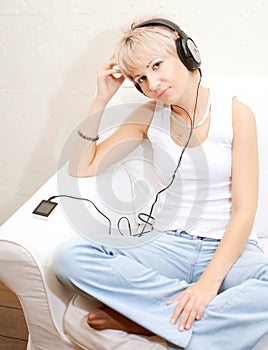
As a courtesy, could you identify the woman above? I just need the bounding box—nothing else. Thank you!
[53,18,268,349]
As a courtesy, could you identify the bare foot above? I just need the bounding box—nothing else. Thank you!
[87,306,153,335]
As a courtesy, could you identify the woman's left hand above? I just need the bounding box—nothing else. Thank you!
[167,279,219,331]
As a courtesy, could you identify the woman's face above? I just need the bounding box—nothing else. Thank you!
[130,53,190,104]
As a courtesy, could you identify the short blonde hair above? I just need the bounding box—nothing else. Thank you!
[114,20,179,81]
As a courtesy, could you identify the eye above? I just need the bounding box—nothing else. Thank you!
[137,76,146,84]
[152,61,162,70]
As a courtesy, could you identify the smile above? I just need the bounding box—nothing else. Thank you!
[157,88,169,98]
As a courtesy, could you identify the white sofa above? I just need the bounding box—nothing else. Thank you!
[1,78,268,350]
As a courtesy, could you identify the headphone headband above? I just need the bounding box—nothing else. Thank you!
[132,18,201,72]
[133,18,188,40]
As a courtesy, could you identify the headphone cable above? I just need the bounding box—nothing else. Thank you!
[48,69,202,238]
[138,69,202,235]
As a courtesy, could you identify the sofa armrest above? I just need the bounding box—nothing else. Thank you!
[0,158,150,349]
[0,168,81,349]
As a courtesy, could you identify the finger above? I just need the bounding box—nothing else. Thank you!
[104,56,119,71]
[170,295,189,325]
[167,295,181,305]
[88,319,108,330]
[99,65,123,79]
[176,299,196,331]
[179,299,207,331]
[195,304,206,321]
[88,317,104,327]
[180,307,197,331]
[167,289,186,305]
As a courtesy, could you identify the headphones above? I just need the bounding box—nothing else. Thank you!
[131,18,201,94]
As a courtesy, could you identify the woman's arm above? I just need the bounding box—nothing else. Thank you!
[168,98,259,331]
[69,57,155,177]
[198,99,259,285]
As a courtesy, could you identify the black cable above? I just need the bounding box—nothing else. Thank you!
[117,216,132,236]
[48,70,203,238]
[48,194,112,235]
[138,69,203,236]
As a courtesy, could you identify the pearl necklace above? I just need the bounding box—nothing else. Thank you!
[171,93,211,130]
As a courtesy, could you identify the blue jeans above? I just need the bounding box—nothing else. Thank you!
[53,230,268,349]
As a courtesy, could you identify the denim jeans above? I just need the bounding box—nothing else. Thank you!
[53,230,268,349]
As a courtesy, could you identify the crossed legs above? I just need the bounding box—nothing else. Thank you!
[53,232,268,349]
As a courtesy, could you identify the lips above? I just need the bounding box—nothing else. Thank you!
[157,87,170,98]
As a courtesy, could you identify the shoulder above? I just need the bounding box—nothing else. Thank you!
[126,99,157,129]
[232,98,255,124]
[232,98,257,142]
[131,99,157,119]
[232,98,256,131]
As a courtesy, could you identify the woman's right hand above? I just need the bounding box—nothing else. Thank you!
[95,55,125,105]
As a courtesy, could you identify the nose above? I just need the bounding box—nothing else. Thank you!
[147,74,161,91]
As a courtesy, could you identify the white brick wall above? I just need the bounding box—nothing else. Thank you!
[1,0,268,224]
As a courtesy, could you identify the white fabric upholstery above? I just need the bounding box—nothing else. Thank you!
[64,294,169,350]
[0,78,268,349]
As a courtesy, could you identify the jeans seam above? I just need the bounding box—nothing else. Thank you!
[200,282,250,326]
[92,252,168,305]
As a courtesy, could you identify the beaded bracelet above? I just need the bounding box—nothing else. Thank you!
[77,130,99,142]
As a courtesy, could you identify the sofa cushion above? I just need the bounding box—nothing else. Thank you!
[63,294,169,350]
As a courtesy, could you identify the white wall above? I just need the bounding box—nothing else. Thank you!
[1,0,268,224]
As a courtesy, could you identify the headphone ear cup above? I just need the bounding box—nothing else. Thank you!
[176,37,201,71]
[132,18,201,71]
[134,82,144,94]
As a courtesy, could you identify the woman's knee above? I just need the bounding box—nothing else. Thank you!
[52,237,85,287]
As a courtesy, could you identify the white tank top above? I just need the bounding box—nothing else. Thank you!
[147,88,242,239]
